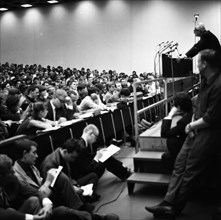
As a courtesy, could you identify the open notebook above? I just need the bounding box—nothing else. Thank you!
[98,144,120,163]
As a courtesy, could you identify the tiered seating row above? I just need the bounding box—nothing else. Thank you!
[0,94,163,166]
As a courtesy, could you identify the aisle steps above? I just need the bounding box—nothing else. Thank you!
[133,151,171,174]
[127,173,170,194]
[127,116,182,194]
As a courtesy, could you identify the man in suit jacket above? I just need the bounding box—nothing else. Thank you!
[145,50,221,218]
[13,138,85,211]
[45,89,74,122]
[71,124,132,181]
[184,23,220,58]
[0,154,53,220]
[40,138,99,201]
[0,153,114,220]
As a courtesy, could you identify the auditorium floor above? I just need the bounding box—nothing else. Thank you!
[93,145,218,220]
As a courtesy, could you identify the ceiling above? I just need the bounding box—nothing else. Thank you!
[0,0,76,11]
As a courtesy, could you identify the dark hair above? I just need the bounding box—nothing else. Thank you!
[31,102,47,119]
[67,80,77,87]
[22,101,47,120]
[173,92,192,112]
[61,138,81,154]
[88,86,99,96]
[77,83,86,91]
[8,88,21,96]
[38,85,47,93]
[0,154,13,176]
[199,49,220,69]
[14,138,38,159]
[6,95,19,109]
[27,85,39,94]
[120,88,131,97]
[94,83,104,91]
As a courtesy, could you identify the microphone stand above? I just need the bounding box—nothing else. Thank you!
[156,41,173,77]
[154,42,168,77]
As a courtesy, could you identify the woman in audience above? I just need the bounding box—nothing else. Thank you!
[16,101,56,136]
[161,92,193,166]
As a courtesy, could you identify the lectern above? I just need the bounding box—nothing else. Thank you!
[162,54,193,77]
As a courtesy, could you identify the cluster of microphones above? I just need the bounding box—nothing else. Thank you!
[157,41,179,55]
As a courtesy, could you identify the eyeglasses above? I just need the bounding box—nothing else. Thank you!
[57,97,66,103]
[92,132,98,139]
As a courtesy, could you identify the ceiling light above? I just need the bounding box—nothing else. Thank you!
[21,4,32,8]
[0,8,8,11]
[47,0,59,3]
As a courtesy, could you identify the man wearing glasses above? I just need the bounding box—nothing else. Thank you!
[71,124,133,183]
[46,89,74,122]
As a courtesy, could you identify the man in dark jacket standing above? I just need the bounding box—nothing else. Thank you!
[145,49,221,218]
[184,23,220,58]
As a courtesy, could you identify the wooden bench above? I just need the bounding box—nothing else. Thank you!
[139,115,182,151]
[127,173,170,194]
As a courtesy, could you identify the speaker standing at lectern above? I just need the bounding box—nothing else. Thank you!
[181,23,221,58]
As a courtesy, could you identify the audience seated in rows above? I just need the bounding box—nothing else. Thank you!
[40,138,100,203]
[0,61,162,141]
[13,138,94,212]
[0,154,119,220]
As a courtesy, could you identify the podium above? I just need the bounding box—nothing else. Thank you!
[162,54,193,77]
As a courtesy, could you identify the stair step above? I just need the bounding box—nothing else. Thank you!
[127,173,170,194]
[133,151,172,173]
[134,151,165,161]
[139,116,182,151]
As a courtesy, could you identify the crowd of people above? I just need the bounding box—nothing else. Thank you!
[1,21,221,220]
[0,62,160,220]
[0,61,161,140]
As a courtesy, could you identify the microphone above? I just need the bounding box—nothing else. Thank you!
[166,48,176,54]
[159,41,173,54]
[157,41,164,46]
[170,42,178,48]
[166,43,178,53]
[164,41,172,47]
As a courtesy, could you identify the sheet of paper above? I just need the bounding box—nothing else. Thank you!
[59,119,82,127]
[50,166,63,187]
[78,112,93,119]
[98,144,120,163]
[80,183,93,196]
[36,126,60,133]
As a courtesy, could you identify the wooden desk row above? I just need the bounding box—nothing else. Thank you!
[0,94,163,166]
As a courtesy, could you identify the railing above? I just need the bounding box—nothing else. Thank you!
[132,76,200,153]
